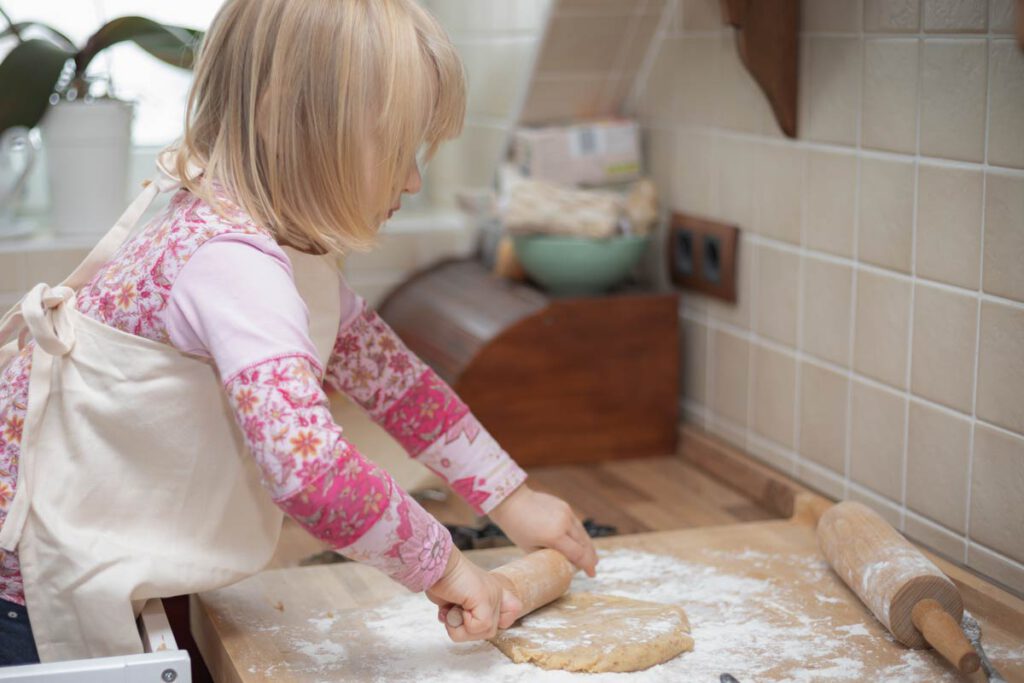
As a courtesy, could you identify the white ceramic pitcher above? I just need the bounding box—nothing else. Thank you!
[0,126,38,238]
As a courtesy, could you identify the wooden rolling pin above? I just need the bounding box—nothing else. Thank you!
[445,549,576,629]
[817,501,980,675]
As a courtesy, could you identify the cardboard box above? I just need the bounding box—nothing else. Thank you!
[513,120,641,187]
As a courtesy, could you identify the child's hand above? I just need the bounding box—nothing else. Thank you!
[489,484,598,577]
[426,548,522,642]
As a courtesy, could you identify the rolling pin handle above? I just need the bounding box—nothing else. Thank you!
[911,599,981,675]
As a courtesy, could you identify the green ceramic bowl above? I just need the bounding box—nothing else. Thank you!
[512,234,650,296]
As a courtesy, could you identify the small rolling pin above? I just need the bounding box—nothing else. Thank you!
[817,501,980,675]
[445,549,576,628]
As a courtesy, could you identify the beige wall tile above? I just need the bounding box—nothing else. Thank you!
[755,245,800,346]
[906,401,971,532]
[711,328,750,426]
[968,542,1024,595]
[802,257,853,366]
[911,284,978,412]
[848,484,903,528]
[716,137,757,230]
[717,32,776,134]
[621,13,663,73]
[536,14,628,73]
[681,0,722,30]
[645,126,676,202]
[637,35,683,126]
[803,150,857,257]
[970,424,1024,564]
[850,380,906,500]
[799,361,849,472]
[904,511,968,561]
[920,40,987,163]
[798,459,846,499]
[977,302,1024,433]
[682,318,708,403]
[858,156,915,274]
[707,415,747,449]
[556,0,636,14]
[983,171,1024,303]
[987,40,1024,170]
[428,123,509,204]
[675,35,721,126]
[803,0,863,32]
[990,0,1017,32]
[803,37,862,146]
[460,38,539,119]
[862,39,920,155]
[671,130,716,217]
[748,436,797,475]
[923,0,988,32]
[430,0,551,33]
[751,344,797,448]
[521,76,608,125]
[854,270,912,389]
[864,0,921,32]
[757,145,804,244]
[916,163,983,289]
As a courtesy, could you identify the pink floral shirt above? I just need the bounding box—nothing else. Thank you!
[0,188,526,606]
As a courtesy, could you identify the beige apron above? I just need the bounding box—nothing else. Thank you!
[0,157,341,662]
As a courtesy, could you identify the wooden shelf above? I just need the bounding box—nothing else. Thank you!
[721,0,799,138]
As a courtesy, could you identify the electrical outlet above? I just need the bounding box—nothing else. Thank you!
[667,212,739,302]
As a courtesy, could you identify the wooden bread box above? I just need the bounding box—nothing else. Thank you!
[377,258,679,467]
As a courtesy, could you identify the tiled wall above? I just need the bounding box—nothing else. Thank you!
[424,0,552,205]
[635,0,1024,593]
[424,0,667,203]
[520,0,666,125]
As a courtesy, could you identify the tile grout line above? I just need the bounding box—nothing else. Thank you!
[964,25,997,565]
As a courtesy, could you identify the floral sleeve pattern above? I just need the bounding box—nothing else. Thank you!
[224,354,451,591]
[325,302,527,515]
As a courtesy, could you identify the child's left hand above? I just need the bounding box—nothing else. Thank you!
[488,484,598,577]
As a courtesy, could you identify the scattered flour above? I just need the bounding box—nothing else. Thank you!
[230,548,980,682]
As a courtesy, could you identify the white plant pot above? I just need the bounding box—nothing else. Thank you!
[42,99,134,238]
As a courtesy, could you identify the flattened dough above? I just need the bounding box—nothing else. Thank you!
[491,592,693,673]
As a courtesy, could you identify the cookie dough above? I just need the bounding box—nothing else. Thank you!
[491,592,693,673]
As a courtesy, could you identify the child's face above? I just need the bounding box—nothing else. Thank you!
[383,160,423,223]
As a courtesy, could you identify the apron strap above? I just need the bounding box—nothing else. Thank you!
[0,151,196,356]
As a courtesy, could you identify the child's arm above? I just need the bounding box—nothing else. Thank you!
[325,284,597,576]
[324,290,526,516]
[164,236,451,591]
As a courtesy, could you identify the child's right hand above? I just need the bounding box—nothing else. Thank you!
[425,548,522,642]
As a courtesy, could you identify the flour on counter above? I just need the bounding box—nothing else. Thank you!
[234,548,969,682]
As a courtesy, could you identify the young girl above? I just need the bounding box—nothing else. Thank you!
[0,0,596,667]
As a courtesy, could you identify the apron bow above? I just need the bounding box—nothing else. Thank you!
[22,284,77,356]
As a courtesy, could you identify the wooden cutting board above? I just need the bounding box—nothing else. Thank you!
[192,504,1024,682]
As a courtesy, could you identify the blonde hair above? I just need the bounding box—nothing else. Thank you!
[171,0,465,254]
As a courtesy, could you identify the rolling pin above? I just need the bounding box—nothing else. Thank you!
[445,549,576,629]
[817,501,980,675]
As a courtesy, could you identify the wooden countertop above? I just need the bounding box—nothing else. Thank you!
[192,493,1024,682]
[190,426,1024,681]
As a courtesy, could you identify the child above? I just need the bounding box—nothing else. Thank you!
[0,0,596,666]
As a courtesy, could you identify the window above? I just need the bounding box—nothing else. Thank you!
[1,1,217,146]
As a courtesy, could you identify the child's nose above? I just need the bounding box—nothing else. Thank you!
[404,164,423,195]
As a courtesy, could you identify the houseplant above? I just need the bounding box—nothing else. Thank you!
[0,7,201,236]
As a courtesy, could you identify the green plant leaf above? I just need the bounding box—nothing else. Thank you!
[0,21,76,50]
[0,38,72,133]
[76,16,202,77]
